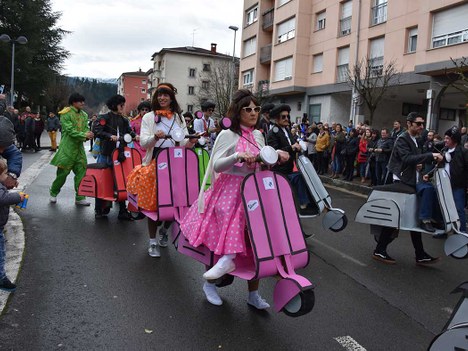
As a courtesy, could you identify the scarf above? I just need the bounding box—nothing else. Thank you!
[155,110,173,120]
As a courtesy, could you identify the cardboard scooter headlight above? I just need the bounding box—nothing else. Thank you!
[123,133,132,144]
[171,129,185,143]
[298,140,308,152]
[258,146,278,166]
[198,137,206,146]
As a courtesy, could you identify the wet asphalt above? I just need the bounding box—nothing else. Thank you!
[0,146,465,350]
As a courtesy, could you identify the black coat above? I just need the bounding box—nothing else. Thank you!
[94,112,134,156]
[387,132,433,188]
[266,125,296,175]
[443,145,468,190]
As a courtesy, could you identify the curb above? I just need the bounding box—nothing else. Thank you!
[319,175,372,197]
[0,151,54,314]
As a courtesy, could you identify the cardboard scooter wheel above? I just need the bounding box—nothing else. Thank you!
[322,209,348,232]
[282,289,315,318]
[220,117,231,130]
[445,234,468,259]
[129,211,146,220]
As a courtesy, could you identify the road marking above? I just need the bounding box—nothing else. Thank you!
[334,336,367,351]
[1,151,54,311]
[311,238,368,267]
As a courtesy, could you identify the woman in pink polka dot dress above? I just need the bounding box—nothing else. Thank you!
[180,89,271,309]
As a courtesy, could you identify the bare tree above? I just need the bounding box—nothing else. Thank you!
[346,56,401,124]
[195,60,238,117]
[448,57,468,99]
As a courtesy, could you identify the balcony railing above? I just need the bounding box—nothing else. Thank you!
[260,44,272,64]
[340,16,351,36]
[262,8,274,31]
[371,3,387,25]
[432,29,468,48]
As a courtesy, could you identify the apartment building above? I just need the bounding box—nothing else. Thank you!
[151,44,235,114]
[117,69,150,115]
[239,0,468,131]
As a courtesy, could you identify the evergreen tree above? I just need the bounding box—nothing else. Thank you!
[0,0,69,106]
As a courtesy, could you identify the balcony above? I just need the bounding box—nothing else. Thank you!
[262,8,274,31]
[260,44,272,64]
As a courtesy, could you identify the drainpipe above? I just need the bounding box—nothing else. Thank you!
[350,0,362,126]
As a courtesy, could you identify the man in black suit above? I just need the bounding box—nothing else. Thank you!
[266,104,311,213]
[373,112,443,265]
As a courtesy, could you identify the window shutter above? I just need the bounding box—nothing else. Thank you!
[342,1,352,18]
[338,47,350,65]
[432,3,468,37]
[370,37,384,58]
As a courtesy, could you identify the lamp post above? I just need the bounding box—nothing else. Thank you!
[228,25,239,102]
[0,34,28,106]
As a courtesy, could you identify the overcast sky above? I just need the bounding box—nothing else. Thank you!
[50,0,244,79]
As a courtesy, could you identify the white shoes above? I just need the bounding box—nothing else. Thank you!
[49,196,57,203]
[203,258,235,280]
[247,293,270,310]
[203,282,223,306]
[148,243,160,258]
[75,199,90,206]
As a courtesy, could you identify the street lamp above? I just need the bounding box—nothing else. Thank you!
[0,34,28,106]
[228,25,239,102]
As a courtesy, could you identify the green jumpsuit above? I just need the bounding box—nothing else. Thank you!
[50,106,89,201]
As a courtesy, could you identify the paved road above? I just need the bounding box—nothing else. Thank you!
[0,148,464,350]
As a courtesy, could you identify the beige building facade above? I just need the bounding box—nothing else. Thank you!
[240,0,468,131]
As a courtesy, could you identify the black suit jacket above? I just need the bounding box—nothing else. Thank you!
[387,132,433,188]
[266,125,296,175]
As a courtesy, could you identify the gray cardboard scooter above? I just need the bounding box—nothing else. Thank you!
[296,154,347,233]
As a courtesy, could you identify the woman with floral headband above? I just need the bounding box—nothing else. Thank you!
[180,89,273,310]
[127,83,197,257]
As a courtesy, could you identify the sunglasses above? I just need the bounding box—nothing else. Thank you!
[413,121,424,126]
[207,109,214,112]
[279,114,289,120]
[140,108,150,112]
[242,106,261,113]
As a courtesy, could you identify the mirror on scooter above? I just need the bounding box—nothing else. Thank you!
[220,117,231,130]
[123,133,132,144]
[171,129,185,143]
[195,111,203,119]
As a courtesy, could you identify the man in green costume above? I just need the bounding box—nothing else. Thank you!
[49,93,94,206]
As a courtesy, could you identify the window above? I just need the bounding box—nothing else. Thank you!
[243,69,254,87]
[189,68,196,77]
[337,47,350,83]
[369,37,384,76]
[316,11,326,31]
[243,37,257,57]
[188,86,194,95]
[142,79,146,84]
[203,64,211,72]
[439,108,456,121]
[277,17,296,43]
[274,57,293,81]
[141,88,146,93]
[202,81,210,90]
[278,0,291,6]
[187,105,193,113]
[313,54,323,73]
[309,104,321,123]
[340,1,352,36]
[246,6,258,26]
[407,27,418,53]
[432,3,468,48]
[371,0,387,26]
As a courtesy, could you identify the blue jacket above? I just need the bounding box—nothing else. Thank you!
[1,145,22,177]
